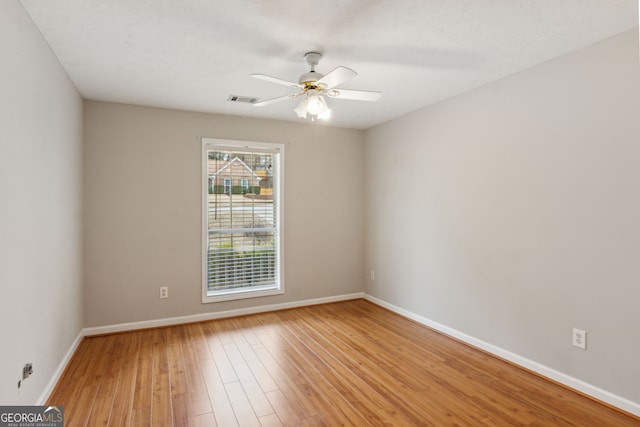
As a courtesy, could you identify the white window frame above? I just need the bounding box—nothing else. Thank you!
[241,178,249,191]
[201,138,285,303]
[223,178,231,194]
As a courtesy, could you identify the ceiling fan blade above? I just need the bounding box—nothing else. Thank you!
[253,94,299,107]
[325,88,381,102]
[316,66,357,89]
[250,74,302,89]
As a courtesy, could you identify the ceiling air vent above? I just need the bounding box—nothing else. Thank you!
[227,95,258,104]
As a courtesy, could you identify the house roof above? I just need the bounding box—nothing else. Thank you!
[209,157,261,181]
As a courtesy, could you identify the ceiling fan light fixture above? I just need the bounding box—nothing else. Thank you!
[294,98,308,118]
[306,92,326,115]
[298,91,331,121]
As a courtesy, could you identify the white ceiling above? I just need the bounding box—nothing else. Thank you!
[20,0,638,129]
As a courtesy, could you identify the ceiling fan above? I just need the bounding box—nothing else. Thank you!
[251,52,381,121]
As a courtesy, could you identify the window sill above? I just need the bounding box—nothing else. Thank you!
[202,285,283,303]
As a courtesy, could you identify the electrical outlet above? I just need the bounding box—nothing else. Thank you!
[573,328,586,350]
[160,287,168,299]
[370,270,375,281]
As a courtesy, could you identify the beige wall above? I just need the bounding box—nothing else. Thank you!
[83,101,365,327]
[0,1,83,404]
[364,29,640,403]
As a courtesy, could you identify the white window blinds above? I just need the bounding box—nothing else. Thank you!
[202,140,284,302]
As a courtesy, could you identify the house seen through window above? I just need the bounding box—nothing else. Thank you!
[202,139,284,302]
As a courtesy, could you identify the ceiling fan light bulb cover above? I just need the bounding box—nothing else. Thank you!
[306,94,327,115]
[294,98,308,118]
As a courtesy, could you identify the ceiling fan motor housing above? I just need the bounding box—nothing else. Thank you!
[299,71,323,85]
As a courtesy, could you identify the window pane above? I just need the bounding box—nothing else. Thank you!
[203,143,282,301]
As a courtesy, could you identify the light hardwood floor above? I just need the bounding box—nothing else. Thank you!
[48,299,639,426]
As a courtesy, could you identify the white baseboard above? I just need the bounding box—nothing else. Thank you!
[363,294,640,418]
[37,330,84,405]
[83,292,365,336]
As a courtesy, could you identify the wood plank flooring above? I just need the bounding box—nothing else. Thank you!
[48,299,639,426]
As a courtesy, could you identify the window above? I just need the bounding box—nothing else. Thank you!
[202,138,284,303]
